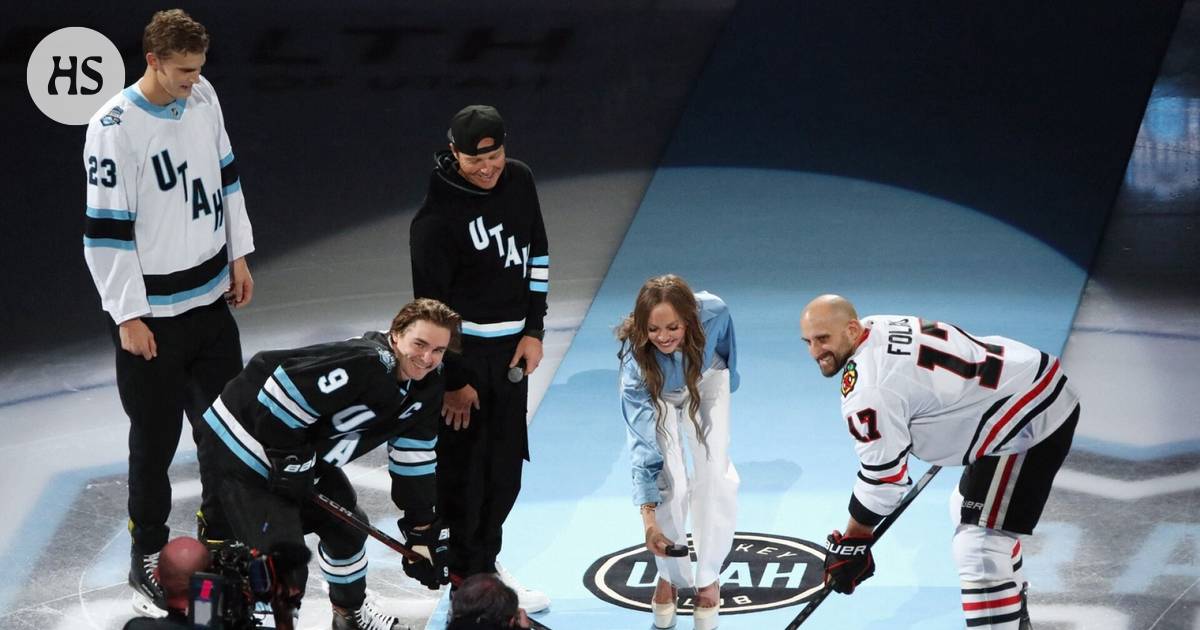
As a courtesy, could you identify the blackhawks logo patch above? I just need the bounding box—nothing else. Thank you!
[841,360,858,397]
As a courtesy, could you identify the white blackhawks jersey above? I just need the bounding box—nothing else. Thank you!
[83,76,254,324]
[841,315,1079,520]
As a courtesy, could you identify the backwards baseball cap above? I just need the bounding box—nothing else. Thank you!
[448,105,505,155]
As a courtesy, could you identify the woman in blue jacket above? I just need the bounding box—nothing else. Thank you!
[617,274,740,630]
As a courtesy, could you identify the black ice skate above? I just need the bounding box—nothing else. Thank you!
[332,599,403,630]
[1018,584,1033,630]
[129,548,167,618]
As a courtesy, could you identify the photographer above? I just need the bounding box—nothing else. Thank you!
[446,573,532,629]
[198,299,458,630]
[123,537,211,629]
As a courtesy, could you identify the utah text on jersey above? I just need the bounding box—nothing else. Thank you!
[83,76,254,324]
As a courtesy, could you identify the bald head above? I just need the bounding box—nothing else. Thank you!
[801,294,858,328]
[158,536,210,611]
[800,294,863,377]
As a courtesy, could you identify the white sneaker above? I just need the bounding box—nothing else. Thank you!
[495,562,550,613]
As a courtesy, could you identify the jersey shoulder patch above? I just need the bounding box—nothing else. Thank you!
[841,360,858,397]
[376,347,396,373]
[99,105,123,126]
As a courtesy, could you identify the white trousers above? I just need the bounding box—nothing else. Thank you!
[654,366,739,589]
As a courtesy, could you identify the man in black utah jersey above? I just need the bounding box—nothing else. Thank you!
[199,298,459,630]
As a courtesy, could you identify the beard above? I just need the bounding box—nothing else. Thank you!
[816,350,849,377]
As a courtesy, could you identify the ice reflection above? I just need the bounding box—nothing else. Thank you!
[1125,94,1200,199]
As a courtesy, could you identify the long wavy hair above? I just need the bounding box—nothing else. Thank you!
[616,275,707,444]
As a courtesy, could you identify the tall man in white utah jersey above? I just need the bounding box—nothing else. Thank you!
[82,9,255,617]
[799,295,1079,630]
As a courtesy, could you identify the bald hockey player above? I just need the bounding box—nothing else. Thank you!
[799,295,1079,630]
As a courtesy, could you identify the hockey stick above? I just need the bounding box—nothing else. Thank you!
[309,491,429,564]
[309,492,555,629]
[784,464,943,630]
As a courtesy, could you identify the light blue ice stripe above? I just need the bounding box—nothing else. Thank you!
[256,390,305,429]
[223,180,242,196]
[530,255,549,265]
[220,152,235,167]
[86,207,134,221]
[147,265,229,306]
[203,409,269,478]
[83,237,135,250]
[390,462,437,476]
[392,437,438,449]
[530,281,549,292]
[273,367,320,417]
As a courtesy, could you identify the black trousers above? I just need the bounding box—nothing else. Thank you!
[111,299,242,554]
[211,458,371,610]
[438,342,529,576]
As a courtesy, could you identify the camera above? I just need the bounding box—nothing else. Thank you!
[188,541,308,630]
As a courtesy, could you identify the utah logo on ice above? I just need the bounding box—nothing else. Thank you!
[584,532,826,615]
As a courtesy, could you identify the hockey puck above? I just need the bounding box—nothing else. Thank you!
[666,544,689,557]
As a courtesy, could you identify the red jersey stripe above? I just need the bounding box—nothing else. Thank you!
[986,455,1018,529]
[962,594,1022,611]
[974,360,1060,461]
[879,463,908,484]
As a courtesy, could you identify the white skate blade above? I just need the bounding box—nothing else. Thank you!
[370,595,439,620]
[131,590,168,618]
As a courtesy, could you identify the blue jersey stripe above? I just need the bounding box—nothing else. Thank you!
[390,461,437,476]
[123,87,187,120]
[391,437,438,449]
[273,366,320,417]
[462,325,525,338]
[256,390,305,429]
[83,237,135,250]
[86,207,134,221]
[529,280,549,292]
[220,152,235,168]
[223,180,242,196]
[203,409,269,478]
[146,266,229,305]
[322,568,368,584]
[530,255,550,265]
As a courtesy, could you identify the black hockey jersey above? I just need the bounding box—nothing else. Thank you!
[410,151,549,357]
[202,331,442,522]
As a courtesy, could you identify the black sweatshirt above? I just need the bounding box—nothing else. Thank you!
[410,151,549,390]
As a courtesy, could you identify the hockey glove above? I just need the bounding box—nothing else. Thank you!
[824,530,875,594]
[398,518,450,589]
[265,447,317,501]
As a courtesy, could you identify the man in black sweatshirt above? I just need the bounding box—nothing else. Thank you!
[410,105,550,612]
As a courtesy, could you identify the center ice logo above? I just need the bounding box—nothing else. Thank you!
[583,532,826,615]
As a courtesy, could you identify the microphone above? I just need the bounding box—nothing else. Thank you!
[507,358,526,383]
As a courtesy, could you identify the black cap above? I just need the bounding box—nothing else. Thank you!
[448,105,505,155]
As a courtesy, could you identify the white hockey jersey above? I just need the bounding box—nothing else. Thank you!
[83,77,254,324]
[841,315,1078,522]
